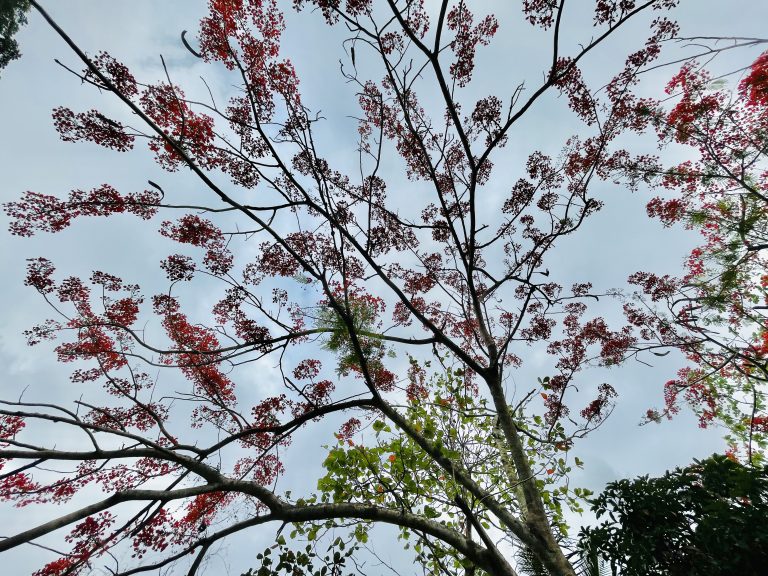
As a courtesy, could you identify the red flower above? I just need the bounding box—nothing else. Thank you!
[740,51,768,107]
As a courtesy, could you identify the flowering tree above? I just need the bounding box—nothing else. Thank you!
[0,1,698,575]
[621,47,768,465]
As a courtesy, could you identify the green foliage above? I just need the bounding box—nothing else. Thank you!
[515,546,610,576]
[686,192,766,309]
[243,367,595,576]
[243,535,359,576]
[313,292,386,375]
[708,373,768,467]
[579,454,768,576]
[516,545,550,576]
[0,0,30,76]
[314,368,492,575]
[310,368,592,575]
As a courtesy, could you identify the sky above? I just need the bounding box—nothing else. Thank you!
[1,1,768,574]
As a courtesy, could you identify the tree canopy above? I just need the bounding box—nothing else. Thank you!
[0,0,30,75]
[1,1,767,575]
[580,454,768,576]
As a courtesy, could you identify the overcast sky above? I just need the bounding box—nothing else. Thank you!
[2,1,768,574]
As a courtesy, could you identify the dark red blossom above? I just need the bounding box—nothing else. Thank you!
[52,107,134,151]
[404,0,430,37]
[160,215,220,246]
[200,0,284,69]
[291,378,335,416]
[594,0,637,26]
[152,294,237,410]
[180,491,236,528]
[0,415,25,442]
[552,58,597,124]
[55,323,126,372]
[198,0,298,125]
[160,254,196,281]
[646,196,687,226]
[628,271,679,302]
[130,508,173,558]
[739,51,768,107]
[85,404,167,432]
[370,365,396,392]
[337,417,361,440]
[661,368,717,428]
[5,185,160,237]
[523,0,555,28]
[0,472,41,504]
[580,383,617,422]
[24,257,56,293]
[293,358,322,380]
[406,359,429,401]
[662,64,723,143]
[446,2,498,88]
[251,394,287,429]
[160,215,233,275]
[33,557,79,576]
[140,83,218,170]
[751,415,768,433]
[470,95,505,146]
[83,51,138,96]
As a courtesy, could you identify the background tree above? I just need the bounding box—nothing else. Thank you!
[0,1,745,575]
[0,0,30,76]
[579,454,768,576]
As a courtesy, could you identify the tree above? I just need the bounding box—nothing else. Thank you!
[619,46,768,464]
[0,0,30,76]
[579,454,768,576]
[0,1,728,575]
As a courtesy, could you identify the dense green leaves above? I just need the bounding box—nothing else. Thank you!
[579,455,768,576]
[0,0,30,76]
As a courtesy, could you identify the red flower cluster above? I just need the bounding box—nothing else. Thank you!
[446,2,498,88]
[152,294,237,412]
[160,215,233,275]
[141,83,217,170]
[52,107,134,151]
[740,51,768,107]
[83,51,138,96]
[5,185,160,237]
